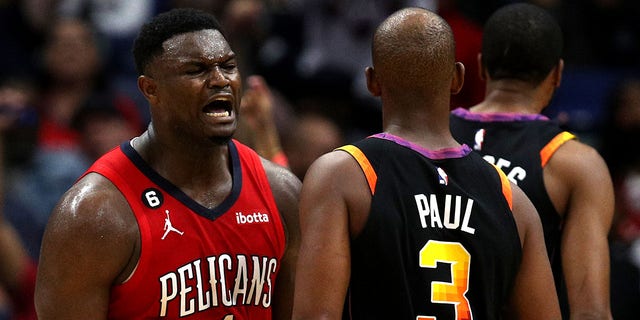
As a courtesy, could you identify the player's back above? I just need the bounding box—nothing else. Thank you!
[449,107,576,315]
[449,108,573,252]
[340,133,521,320]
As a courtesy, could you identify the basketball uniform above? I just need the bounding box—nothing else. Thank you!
[450,107,576,318]
[80,139,286,319]
[338,133,521,320]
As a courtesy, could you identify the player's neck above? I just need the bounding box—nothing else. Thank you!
[131,128,231,188]
[384,124,460,151]
[471,82,545,114]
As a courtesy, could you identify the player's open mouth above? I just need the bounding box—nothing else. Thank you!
[203,100,232,117]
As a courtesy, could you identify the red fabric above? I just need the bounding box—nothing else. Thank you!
[37,93,144,150]
[8,259,37,320]
[84,140,285,318]
[441,8,485,109]
[113,94,145,133]
[614,177,640,242]
[270,151,289,168]
[37,116,79,150]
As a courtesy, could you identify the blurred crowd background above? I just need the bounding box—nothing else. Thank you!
[1,0,639,318]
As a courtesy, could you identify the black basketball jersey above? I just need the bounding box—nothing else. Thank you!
[449,107,576,317]
[338,133,521,320]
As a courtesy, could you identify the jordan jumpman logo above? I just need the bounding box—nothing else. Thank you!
[162,210,184,240]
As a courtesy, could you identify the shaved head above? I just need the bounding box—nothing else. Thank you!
[371,7,456,93]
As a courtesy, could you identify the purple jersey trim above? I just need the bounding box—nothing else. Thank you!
[371,132,472,160]
[451,107,549,122]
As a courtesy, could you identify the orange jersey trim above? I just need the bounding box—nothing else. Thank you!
[540,131,576,167]
[337,145,377,195]
[492,164,513,211]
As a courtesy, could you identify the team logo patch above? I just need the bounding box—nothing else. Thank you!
[437,167,448,186]
[474,128,486,151]
[142,188,164,208]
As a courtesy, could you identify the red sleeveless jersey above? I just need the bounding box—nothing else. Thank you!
[82,139,285,319]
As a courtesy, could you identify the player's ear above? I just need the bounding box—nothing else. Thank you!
[138,75,159,105]
[552,59,564,88]
[451,62,465,95]
[365,66,381,97]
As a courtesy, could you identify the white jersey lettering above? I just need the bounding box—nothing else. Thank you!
[482,155,527,184]
[415,193,475,234]
[157,254,278,317]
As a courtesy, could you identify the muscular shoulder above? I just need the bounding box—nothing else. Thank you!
[301,150,372,237]
[261,159,302,207]
[546,140,610,189]
[544,139,612,215]
[42,172,138,280]
[302,150,366,196]
[548,139,607,174]
[48,173,135,237]
[261,159,302,240]
[36,173,140,315]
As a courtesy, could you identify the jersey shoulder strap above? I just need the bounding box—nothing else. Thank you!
[491,164,513,211]
[336,145,377,195]
[540,131,576,167]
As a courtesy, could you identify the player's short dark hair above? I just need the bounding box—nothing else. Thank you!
[481,3,562,85]
[132,8,225,75]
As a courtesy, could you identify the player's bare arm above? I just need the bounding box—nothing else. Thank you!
[262,159,302,319]
[546,140,614,319]
[508,183,562,319]
[292,151,370,320]
[35,173,139,319]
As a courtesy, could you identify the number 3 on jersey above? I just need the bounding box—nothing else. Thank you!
[417,240,473,320]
